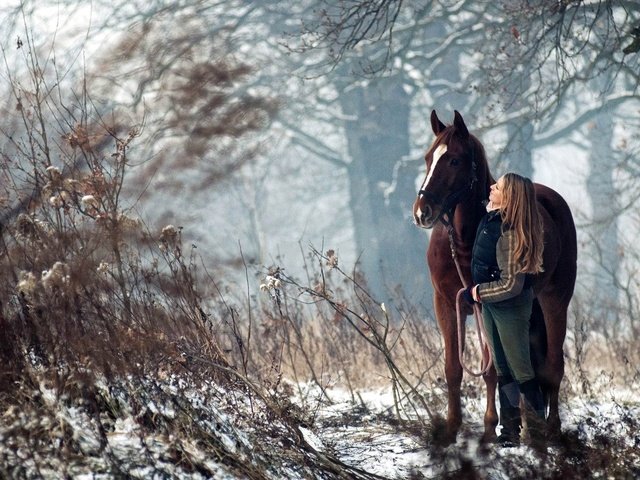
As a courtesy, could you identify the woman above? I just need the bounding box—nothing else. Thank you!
[464,172,546,448]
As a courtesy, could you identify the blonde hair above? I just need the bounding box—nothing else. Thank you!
[500,173,544,274]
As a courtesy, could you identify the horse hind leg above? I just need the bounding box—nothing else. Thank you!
[535,297,567,441]
[530,299,556,424]
[529,299,547,395]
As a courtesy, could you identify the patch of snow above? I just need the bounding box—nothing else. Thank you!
[299,426,325,452]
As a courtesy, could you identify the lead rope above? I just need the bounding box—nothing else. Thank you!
[446,222,493,377]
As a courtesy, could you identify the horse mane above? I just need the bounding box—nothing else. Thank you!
[469,134,494,188]
[427,127,456,158]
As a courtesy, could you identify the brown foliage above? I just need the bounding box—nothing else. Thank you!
[90,11,279,191]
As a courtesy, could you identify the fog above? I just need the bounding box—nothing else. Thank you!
[2,0,639,317]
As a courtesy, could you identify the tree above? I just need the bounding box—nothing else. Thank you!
[60,0,437,301]
[0,2,278,263]
[88,3,278,191]
[285,3,483,302]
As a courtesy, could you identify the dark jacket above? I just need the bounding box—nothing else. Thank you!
[471,210,531,305]
[471,210,503,284]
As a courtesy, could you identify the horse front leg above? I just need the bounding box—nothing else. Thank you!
[434,293,463,443]
[481,358,498,443]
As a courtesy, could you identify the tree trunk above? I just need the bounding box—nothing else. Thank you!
[505,120,534,178]
[586,111,619,324]
[339,75,431,305]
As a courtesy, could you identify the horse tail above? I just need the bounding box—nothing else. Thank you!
[529,298,547,373]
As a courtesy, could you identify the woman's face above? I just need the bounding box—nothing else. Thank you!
[489,177,505,209]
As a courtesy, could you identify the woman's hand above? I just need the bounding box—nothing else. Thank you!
[463,285,475,304]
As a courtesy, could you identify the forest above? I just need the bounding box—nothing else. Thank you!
[0,1,639,478]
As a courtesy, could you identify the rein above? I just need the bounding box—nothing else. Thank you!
[444,214,493,378]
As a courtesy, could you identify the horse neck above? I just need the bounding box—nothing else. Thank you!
[452,203,482,249]
[452,178,491,249]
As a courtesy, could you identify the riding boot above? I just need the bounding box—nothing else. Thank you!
[520,378,547,451]
[496,375,521,447]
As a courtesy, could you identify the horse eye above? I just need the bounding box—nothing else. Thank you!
[450,158,460,167]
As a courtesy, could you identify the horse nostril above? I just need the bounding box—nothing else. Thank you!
[421,205,432,223]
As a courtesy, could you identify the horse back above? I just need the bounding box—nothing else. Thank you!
[533,183,577,300]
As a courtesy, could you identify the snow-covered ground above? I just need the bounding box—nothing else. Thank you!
[2,366,638,479]
[308,384,640,478]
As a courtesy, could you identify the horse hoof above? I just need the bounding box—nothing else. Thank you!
[481,430,497,444]
[545,416,562,443]
[546,426,562,444]
[428,416,458,446]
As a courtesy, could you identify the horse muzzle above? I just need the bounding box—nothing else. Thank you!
[414,202,436,229]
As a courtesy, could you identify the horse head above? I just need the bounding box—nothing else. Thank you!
[413,110,487,229]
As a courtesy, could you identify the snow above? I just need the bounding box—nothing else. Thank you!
[294,381,640,479]
[1,359,639,479]
[298,426,325,452]
[1,1,639,476]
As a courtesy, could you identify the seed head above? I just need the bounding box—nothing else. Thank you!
[81,195,99,208]
[325,249,338,269]
[41,262,70,291]
[17,271,37,297]
[160,224,179,243]
[46,165,62,179]
[97,262,110,274]
[49,195,63,209]
[16,214,37,239]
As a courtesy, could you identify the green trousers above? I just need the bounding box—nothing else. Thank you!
[482,289,535,383]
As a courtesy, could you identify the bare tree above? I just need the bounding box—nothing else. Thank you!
[294,0,405,75]
[88,4,278,192]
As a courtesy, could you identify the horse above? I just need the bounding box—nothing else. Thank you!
[412,110,577,443]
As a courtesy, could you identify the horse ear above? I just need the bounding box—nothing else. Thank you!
[453,110,469,138]
[431,110,446,135]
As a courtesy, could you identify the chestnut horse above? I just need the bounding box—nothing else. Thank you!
[413,110,577,443]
